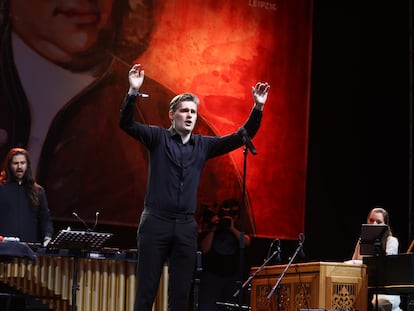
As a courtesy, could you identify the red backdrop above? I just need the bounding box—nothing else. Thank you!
[137,0,313,239]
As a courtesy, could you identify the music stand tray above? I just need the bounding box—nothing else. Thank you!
[48,230,113,251]
[359,224,389,256]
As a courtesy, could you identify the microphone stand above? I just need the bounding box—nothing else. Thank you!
[233,243,281,298]
[267,239,304,300]
[67,211,103,310]
[193,251,202,311]
[373,238,382,311]
[236,143,254,311]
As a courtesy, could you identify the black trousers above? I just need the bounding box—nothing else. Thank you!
[134,211,198,311]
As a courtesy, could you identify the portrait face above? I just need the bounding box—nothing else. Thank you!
[10,154,27,182]
[169,101,198,135]
[10,0,116,68]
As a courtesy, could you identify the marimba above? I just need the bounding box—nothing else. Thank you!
[0,246,168,311]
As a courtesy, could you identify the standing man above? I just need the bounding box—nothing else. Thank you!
[0,148,53,245]
[120,63,270,311]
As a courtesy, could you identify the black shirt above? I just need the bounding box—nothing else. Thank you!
[120,94,262,215]
[0,182,54,242]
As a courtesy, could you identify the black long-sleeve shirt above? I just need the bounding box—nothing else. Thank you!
[120,94,262,215]
[0,182,54,242]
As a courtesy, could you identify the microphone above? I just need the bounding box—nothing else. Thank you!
[137,92,149,98]
[298,233,306,258]
[266,239,276,259]
[239,127,257,155]
[266,239,281,263]
[275,239,281,263]
[91,212,100,232]
[72,212,91,231]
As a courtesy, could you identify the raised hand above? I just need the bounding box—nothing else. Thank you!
[128,63,145,90]
[252,82,270,110]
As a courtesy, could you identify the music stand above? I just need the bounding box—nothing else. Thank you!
[48,230,113,311]
[359,224,389,311]
[359,224,389,256]
[48,229,113,251]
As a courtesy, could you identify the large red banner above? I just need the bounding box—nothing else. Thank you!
[0,0,313,239]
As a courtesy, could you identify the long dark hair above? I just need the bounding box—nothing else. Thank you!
[0,148,40,206]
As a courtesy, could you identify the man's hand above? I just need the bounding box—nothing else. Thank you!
[128,63,145,92]
[252,82,270,111]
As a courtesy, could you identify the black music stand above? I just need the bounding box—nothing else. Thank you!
[48,230,113,311]
[359,224,389,257]
[359,224,389,311]
[48,229,113,251]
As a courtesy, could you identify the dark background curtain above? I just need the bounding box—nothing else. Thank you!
[304,0,410,262]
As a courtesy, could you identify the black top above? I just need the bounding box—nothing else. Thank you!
[0,182,54,243]
[200,229,241,276]
[120,93,262,215]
